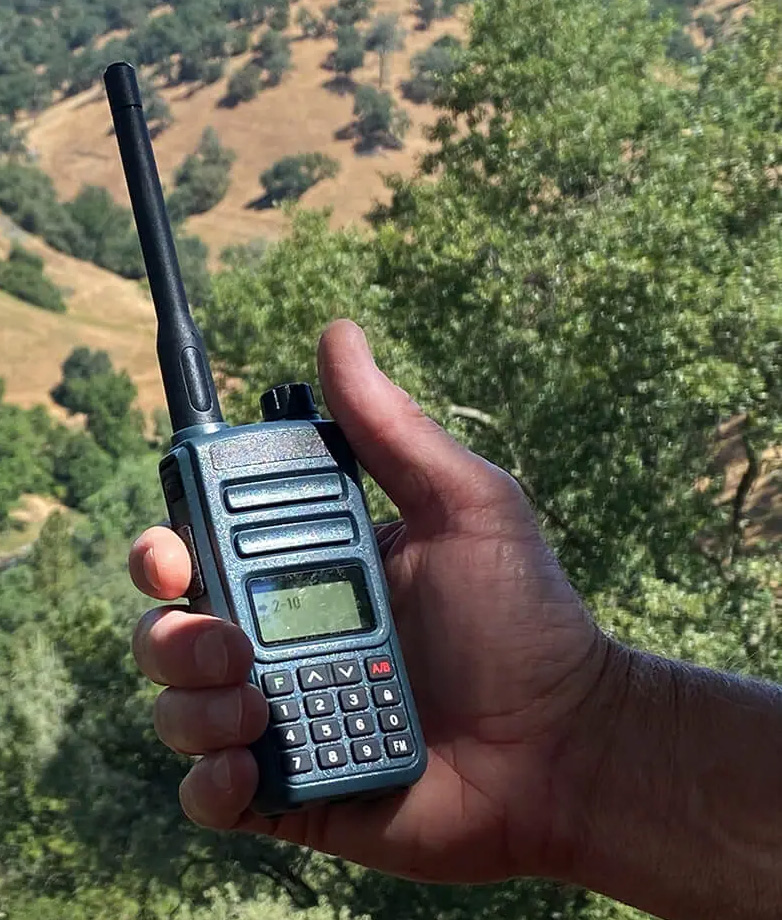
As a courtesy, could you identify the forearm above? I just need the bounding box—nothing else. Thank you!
[562,641,782,919]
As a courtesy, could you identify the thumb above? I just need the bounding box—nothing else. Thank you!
[317,319,491,524]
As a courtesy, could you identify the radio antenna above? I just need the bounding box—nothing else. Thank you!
[103,62,223,433]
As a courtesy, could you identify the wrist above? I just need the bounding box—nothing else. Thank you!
[541,637,662,885]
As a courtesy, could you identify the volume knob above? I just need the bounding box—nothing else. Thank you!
[260,383,321,421]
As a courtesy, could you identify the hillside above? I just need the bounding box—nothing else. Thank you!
[0,219,160,414]
[26,0,467,260]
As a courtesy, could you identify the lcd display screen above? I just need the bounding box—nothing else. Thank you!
[248,566,374,645]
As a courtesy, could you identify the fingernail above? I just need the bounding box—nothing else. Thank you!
[211,752,233,792]
[208,689,242,739]
[193,629,228,683]
[142,547,161,591]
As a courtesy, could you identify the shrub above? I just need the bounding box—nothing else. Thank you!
[256,29,292,85]
[325,0,374,29]
[167,127,236,221]
[353,84,409,147]
[223,62,262,105]
[260,152,340,201]
[296,8,327,37]
[65,185,145,279]
[414,0,439,28]
[333,25,365,77]
[0,244,66,313]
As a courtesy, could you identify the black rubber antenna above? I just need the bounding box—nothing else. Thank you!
[104,62,223,433]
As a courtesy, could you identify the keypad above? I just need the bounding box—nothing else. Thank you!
[259,654,415,777]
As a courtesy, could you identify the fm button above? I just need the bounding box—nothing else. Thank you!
[366,656,394,681]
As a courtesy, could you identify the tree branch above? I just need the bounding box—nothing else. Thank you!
[728,432,760,564]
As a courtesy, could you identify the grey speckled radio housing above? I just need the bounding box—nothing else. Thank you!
[161,418,427,816]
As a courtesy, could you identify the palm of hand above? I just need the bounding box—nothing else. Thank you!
[258,481,603,885]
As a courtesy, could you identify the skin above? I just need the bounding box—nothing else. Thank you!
[129,320,782,919]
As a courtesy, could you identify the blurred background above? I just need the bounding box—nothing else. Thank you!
[0,0,779,917]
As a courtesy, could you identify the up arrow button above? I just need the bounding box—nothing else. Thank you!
[297,665,333,689]
[333,659,360,685]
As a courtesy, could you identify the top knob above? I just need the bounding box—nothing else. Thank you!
[260,383,321,422]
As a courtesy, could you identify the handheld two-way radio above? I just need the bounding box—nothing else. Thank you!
[103,62,426,815]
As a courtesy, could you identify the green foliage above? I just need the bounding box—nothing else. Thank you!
[352,85,410,148]
[255,29,293,85]
[0,116,27,157]
[326,0,375,29]
[403,34,462,103]
[0,161,89,256]
[176,232,212,309]
[49,428,115,510]
[267,0,291,31]
[0,244,66,313]
[333,25,365,77]
[50,348,146,459]
[260,153,340,202]
[167,127,236,222]
[0,388,54,526]
[65,185,145,279]
[223,61,263,105]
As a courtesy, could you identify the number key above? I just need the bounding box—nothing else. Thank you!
[304,692,335,717]
[311,719,341,743]
[277,724,306,748]
[351,738,382,763]
[282,751,313,775]
[270,699,300,723]
[317,744,347,769]
[345,713,374,737]
[379,708,407,732]
[339,688,369,712]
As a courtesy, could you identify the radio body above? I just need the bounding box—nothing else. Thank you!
[104,62,426,816]
[161,412,426,815]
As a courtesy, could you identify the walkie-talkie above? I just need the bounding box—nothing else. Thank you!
[104,62,426,815]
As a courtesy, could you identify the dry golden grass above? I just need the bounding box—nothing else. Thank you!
[26,0,467,261]
[0,230,161,415]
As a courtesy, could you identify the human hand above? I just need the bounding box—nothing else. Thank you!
[129,319,613,885]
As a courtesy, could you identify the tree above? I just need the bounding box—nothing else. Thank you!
[352,84,409,148]
[296,7,327,37]
[223,62,263,105]
[65,185,145,279]
[256,29,292,85]
[0,117,27,157]
[136,76,172,136]
[414,0,439,29]
[403,34,462,103]
[333,25,365,79]
[50,348,145,459]
[167,127,236,222]
[325,0,374,29]
[365,13,405,86]
[267,0,291,30]
[260,152,340,202]
[0,244,66,313]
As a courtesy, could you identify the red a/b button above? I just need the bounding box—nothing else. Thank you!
[366,656,395,681]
